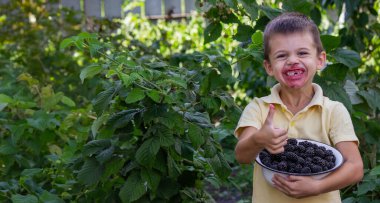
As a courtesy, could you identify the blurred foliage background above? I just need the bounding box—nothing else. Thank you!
[0,0,379,202]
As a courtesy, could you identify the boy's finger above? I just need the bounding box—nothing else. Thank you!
[264,104,276,125]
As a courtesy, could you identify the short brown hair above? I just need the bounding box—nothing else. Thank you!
[263,12,324,61]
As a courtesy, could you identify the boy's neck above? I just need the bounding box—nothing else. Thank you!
[279,85,315,114]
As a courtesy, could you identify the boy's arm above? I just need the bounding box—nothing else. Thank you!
[272,141,363,198]
[235,104,288,164]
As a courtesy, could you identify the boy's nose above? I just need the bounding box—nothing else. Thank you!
[286,55,299,65]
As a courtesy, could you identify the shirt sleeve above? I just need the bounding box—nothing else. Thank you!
[329,102,358,145]
[234,99,264,138]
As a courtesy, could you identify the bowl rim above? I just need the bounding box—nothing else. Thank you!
[255,138,344,176]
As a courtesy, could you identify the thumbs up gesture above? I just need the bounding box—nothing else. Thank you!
[257,104,288,154]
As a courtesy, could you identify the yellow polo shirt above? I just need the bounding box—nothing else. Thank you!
[235,83,358,203]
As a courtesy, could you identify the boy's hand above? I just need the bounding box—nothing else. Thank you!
[258,104,288,154]
[272,174,321,198]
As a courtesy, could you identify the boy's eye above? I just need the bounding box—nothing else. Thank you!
[276,54,286,59]
[298,52,309,56]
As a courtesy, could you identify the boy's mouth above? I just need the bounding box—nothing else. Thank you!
[285,69,304,76]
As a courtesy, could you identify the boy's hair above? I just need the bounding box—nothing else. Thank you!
[263,12,324,61]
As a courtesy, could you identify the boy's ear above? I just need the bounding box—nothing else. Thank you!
[317,51,327,70]
[264,60,274,76]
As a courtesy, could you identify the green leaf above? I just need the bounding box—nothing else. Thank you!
[0,94,13,103]
[321,35,341,52]
[344,80,363,105]
[167,154,181,178]
[91,114,109,139]
[158,128,175,147]
[356,181,376,196]
[369,165,380,176]
[358,88,380,111]
[102,157,125,180]
[0,142,18,155]
[80,64,103,83]
[233,24,255,42]
[188,124,205,149]
[120,72,142,88]
[208,153,231,180]
[147,61,168,68]
[96,146,114,164]
[27,110,59,131]
[39,191,65,203]
[141,168,161,191]
[204,22,222,44]
[259,5,282,20]
[83,139,112,156]
[321,63,348,82]
[11,194,38,203]
[60,95,76,107]
[119,172,146,203]
[238,0,258,20]
[125,88,145,104]
[135,138,161,167]
[223,0,238,9]
[161,77,187,89]
[184,112,212,128]
[93,85,118,115]
[107,109,141,129]
[77,158,103,185]
[331,48,361,69]
[21,168,42,177]
[315,76,352,112]
[282,0,314,14]
[59,37,75,50]
[251,31,263,49]
[147,90,161,103]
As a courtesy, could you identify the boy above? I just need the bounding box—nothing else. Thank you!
[234,12,363,203]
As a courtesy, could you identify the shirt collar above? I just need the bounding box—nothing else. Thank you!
[261,83,324,107]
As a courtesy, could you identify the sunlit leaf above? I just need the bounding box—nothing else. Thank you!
[80,64,103,83]
[204,22,222,44]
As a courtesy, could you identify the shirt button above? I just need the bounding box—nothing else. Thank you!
[290,121,295,127]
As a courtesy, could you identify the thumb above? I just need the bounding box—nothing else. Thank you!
[264,104,276,126]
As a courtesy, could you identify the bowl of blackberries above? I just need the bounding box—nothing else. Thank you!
[256,138,343,186]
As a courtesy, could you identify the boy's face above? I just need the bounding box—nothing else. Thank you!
[263,32,326,89]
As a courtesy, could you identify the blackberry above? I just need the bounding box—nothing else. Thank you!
[312,156,322,164]
[318,146,327,152]
[301,167,311,174]
[297,156,306,166]
[271,163,279,170]
[305,157,313,163]
[311,165,323,173]
[262,156,271,166]
[325,150,334,156]
[296,145,306,153]
[285,152,298,162]
[284,144,296,152]
[299,141,313,148]
[305,148,315,157]
[325,155,335,163]
[278,161,288,171]
[294,164,302,173]
[327,162,335,169]
[315,148,326,158]
[287,138,298,146]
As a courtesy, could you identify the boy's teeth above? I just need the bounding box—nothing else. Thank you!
[286,70,302,76]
